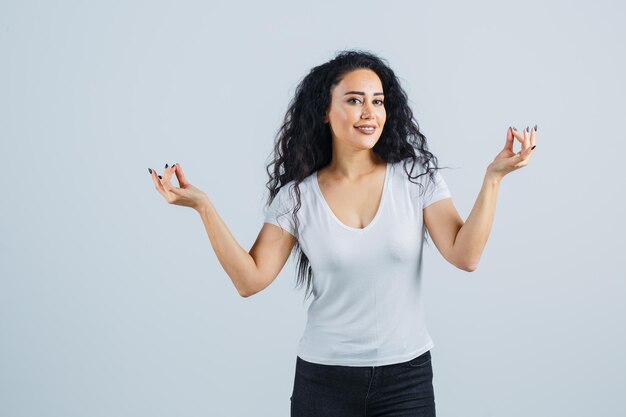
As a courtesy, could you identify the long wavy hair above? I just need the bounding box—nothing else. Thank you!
[265,49,448,303]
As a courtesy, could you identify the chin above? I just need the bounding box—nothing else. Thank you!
[354,138,380,150]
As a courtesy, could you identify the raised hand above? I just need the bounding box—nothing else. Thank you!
[487,125,537,179]
[148,163,209,211]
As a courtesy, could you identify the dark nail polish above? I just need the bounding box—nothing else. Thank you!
[531,145,536,150]
[158,175,162,179]
[533,124,538,132]
[148,168,152,174]
[526,126,529,132]
[165,163,168,168]
[172,163,176,168]
[513,127,517,131]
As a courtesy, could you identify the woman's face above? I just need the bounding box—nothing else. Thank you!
[324,69,386,151]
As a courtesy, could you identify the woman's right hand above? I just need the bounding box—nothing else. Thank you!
[149,163,209,212]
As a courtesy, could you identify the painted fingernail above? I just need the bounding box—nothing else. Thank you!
[148,168,152,174]
[158,175,162,179]
[512,127,517,131]
[165,163,168,168]
[533,124,538,132]
[172,163,176,168]
[531,145,536,150]
[526,126,529,132]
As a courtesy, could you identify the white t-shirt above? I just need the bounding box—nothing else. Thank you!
[263,158,452,366]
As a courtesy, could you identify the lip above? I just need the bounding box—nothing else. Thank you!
[354,125,377,135]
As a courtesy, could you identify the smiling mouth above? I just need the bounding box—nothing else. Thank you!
[355,126,376,134]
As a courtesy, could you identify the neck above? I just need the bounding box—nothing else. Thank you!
[325,152,385,181]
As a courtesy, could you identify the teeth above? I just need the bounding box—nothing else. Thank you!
[358,127,374,130]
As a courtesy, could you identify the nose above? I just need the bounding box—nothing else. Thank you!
[362,106,374,119]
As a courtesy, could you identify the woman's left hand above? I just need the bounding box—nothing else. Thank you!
[487,125,537,179]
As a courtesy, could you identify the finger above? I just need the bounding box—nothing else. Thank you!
[510,128,525,144]
[150,169,168,198]
[174,163,190,187]
[503,127,515,152]
[164,163,176,182]
[524,139,536,159]
[161,163,177,192]
[530,124,537,148]
[168,185,183,196]
[513,148,527,163]
[512,150,528,167]
[523,126,531,151]
[160,167,184,198]
[515,146,533,166]
[516,141,535,164]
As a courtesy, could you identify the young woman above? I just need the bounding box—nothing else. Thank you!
[148,49,537,416]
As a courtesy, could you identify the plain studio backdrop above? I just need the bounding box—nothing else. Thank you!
[1,0,625,416]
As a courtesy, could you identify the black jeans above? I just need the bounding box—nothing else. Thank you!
[290,350,436,417]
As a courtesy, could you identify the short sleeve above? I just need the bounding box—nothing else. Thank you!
[421,169,452,208]
[263,183,297,237]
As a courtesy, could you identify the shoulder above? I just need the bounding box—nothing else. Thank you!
[394,157,446,178]
[269,175,314,208]
[390,158,429,181]
[392,158,449,197]
[271,180,297,206]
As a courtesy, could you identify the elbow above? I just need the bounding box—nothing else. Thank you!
[238,270,271,298]
[238,287,255,298]
[239,281,262,298]
[237,273,259,298]
[455,257,478,272]
[237,283,253,298]
[460,260,479,272]
[451,248,480,272]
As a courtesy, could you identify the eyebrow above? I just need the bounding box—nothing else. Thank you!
[343,91,384,96]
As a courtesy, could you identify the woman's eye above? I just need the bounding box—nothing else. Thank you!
[347,98,384,105]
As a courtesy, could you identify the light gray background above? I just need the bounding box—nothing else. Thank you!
[1,0,624,416]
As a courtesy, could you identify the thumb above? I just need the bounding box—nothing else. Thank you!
[168,186,183,196]
[506,152,524,166]
[174,164,190,187]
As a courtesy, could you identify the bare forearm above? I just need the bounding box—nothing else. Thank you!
[196,200,258,297]
[454,171,502,271]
